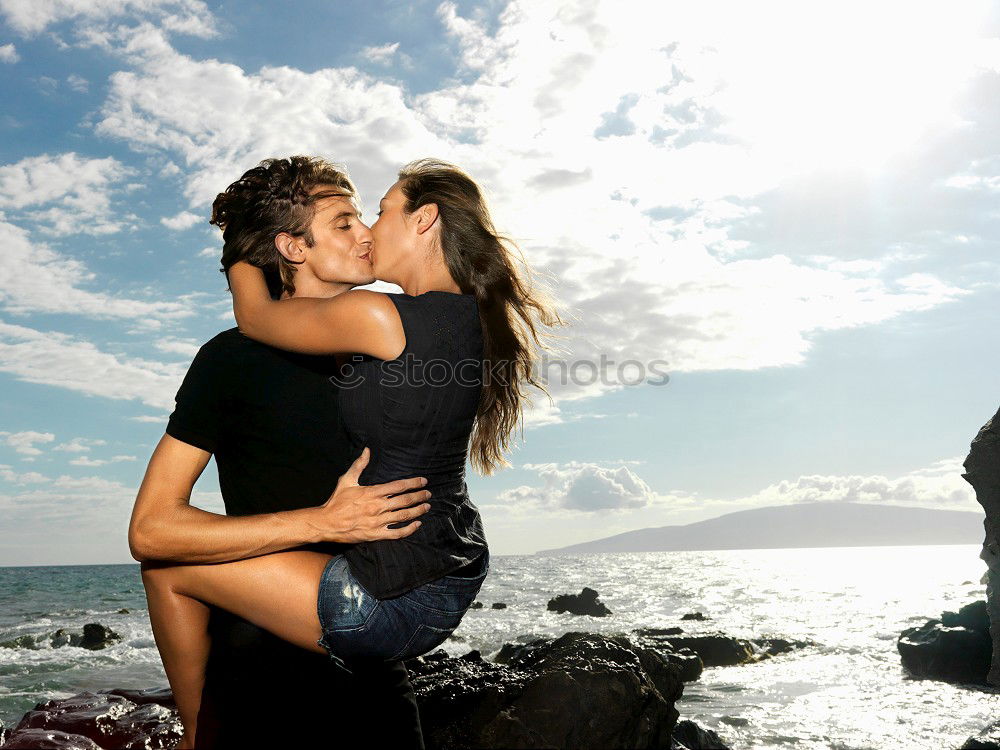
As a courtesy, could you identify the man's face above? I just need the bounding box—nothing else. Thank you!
[302,191,375,286]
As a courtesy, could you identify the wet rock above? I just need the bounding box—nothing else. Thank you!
[637,626,684,636]
[491,602,506,609]
[4,631,736,749]
[630,627,814,668]
[661,635,756,667]
[4,690,181,749]
[469,601,483,609]
[752,637,815,659]
[547,587,612,617]
[412,631,686,749]
[962,404,1000,685]
[78,624,122,651]
[671,718,733,749]
[0,634,37,649]
[2,625,121,652]
[116,609,129,615]
[681,612,708,621]
[898,602,992,685]
[942,600,991,636]
[1,728,104,749]
[961,718,1000,749]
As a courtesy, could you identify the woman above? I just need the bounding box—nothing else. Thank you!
[141,158,560,748]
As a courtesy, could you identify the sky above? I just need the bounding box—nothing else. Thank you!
[0,0,998,565]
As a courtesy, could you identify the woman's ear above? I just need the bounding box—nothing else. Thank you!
[415,203,439,235]
[275,232,306,263]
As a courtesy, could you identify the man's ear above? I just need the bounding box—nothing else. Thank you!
[414,203,439,235]
[274,232,307,263]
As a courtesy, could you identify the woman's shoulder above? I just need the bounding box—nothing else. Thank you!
[334,289,400,320]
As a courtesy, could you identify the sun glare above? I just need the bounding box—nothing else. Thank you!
[684,0,994,173]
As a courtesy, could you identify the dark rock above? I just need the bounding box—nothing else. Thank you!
[78,625,121,651]
[1,728,104,749]
[661,648,703,682]
[898,616,992,684]
[962,405,1000,685]
[630,628,815,668]
[671,718,733,749]
[941,600,991,637]
[3,625,121,652]
[101,688,175,707]
[635,626,684,637]
[638,629,754,668]
[412,631,686,749]
[5,690,181,749]
[753,637,815,659]
[4,631,733,749]
[962,718,1000,749]
[116,609,129,615]
[469,601,483,609]
[491,602,506,609]
[547,587,612,617]
[0,634,38,649]
[681,612,708,621]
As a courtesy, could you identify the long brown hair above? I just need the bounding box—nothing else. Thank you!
[210,156,357,298]
[397,158,562,475]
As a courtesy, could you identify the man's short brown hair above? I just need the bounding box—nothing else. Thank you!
[210,156,357,298]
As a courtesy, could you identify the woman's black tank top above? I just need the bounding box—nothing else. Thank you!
[338,291,489,599]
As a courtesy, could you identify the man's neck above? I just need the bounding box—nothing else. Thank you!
[282,276,353,300]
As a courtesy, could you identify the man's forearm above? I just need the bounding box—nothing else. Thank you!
[132,503,326,564]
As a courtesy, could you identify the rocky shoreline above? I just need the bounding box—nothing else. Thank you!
[0,610,811,750]
[3,583,999,748]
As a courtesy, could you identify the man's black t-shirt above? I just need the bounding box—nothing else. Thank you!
[165,327,424,749]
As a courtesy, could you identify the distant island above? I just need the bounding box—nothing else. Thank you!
[533,502,984,555]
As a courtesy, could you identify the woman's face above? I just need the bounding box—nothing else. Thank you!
[369,181,411,282]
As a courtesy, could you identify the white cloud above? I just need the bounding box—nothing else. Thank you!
[0,217,192,319]
[0,0,217,38]
[361,42,399,65]
[66,72,88,91]
[0,43,18,62]
[0,320,185,409]
[55,437,106,452]
[488,454,978,526]
[0,464,48,483]
[69,454,136,466]
[86,0,990,408]
[96,26,442,207]
[160,209,201,230]
[496,461,655,514]
[154,337,200,356]
[0,430,55,456]
[745,456,976,509]
[0,152,135,235]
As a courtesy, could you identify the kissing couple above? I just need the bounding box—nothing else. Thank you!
[128,155,560,748]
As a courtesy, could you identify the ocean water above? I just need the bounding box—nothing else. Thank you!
[1,545,998,749]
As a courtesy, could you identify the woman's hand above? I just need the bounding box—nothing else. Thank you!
[309,448,433,543]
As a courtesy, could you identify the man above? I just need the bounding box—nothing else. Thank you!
[128,156,428,748]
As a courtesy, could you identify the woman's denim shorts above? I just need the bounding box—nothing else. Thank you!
[315,549,489,674]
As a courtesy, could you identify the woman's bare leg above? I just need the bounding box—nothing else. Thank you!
[139,549,334,748]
